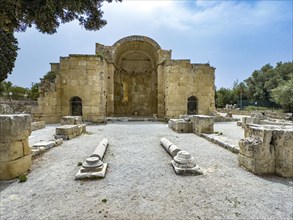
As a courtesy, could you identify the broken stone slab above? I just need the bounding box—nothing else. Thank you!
[75,138,109,180]
[171,151,203,176]
[0,114,32,142]
[168,119,193,133]
[91,138,108,160]
[32,141,55,149]
[190,115,214,134]
[160,138,181,157]
[60,116,82,125]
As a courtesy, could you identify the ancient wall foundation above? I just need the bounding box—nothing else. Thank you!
[0,114,32,180]
[239,124,293,177]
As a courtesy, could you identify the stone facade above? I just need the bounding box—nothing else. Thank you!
[37,35,215,123]
[0,114,32,180]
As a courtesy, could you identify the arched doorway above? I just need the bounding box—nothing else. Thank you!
[70,96,82,116]
[187,96,198,115]
[112,36,160,116]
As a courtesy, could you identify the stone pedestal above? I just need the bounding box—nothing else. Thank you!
[0,114,32,180]
[239,124,293,177]
[168,119,193,133]
[75,138,109,179]
[191,115,214,134]
[171,151,203,175]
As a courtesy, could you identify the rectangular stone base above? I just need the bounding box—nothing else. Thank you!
[75,163,108,180]
[55,124,86,140]
[171,161,203,176]
[168,119,193,133]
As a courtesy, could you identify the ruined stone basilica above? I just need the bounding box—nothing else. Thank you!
[37,35,215,123]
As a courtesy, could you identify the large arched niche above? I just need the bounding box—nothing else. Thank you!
[112,36,160,116]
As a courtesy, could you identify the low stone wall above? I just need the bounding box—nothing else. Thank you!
[239,124,293,177]
[0,114,32,180]
[55,124,86,140]
[31,121,46,131]
[0,100,38,114]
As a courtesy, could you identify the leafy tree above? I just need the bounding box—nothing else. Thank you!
[271,74,293,112]
[215,87,236,108]
[245,62,293,103]
[0,81,13,94]
[0,0,120,81]
[0,30,19,81]
[29,83,40,100]
[244,64,273,101]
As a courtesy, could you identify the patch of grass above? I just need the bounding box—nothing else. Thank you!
[102,198,107,203]
[18,174,27,183]
[77,162,83,166]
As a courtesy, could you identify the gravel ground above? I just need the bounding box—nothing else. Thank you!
[1,122,293,220]
[214,122,244,141]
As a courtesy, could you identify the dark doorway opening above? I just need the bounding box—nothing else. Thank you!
[70,96,82,116]
[187,96,198,115]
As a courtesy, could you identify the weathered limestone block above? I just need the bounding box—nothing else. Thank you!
[0,114,32,142]
[0,141,24,162]
[0,114,32,180]
[168,119,193,133]
[77,124,86,136]
[60,116,82,125]
[272,129,293,177]
[239,124,293,177]
[171,151,203,175]
[0,140,31,162]
[91,138,108,160]
[0,155,32,180]
[160,138,181,157]
[191,115,214,134]
[239,136,275,175]
[31,121,46,131]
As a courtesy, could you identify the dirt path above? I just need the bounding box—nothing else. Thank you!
[1,122,292,219]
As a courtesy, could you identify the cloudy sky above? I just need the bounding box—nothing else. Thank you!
[7,0,293,89]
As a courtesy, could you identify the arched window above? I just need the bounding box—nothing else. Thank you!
[70,96,82,116]
[187,96,198,115]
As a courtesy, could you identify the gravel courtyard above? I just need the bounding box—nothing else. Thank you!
[1,122,292,220]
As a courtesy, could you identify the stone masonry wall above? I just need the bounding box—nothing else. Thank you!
[58,55,106,122]
[0,114,32,180]
[239,124,293,177]
[164,60,215,119]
